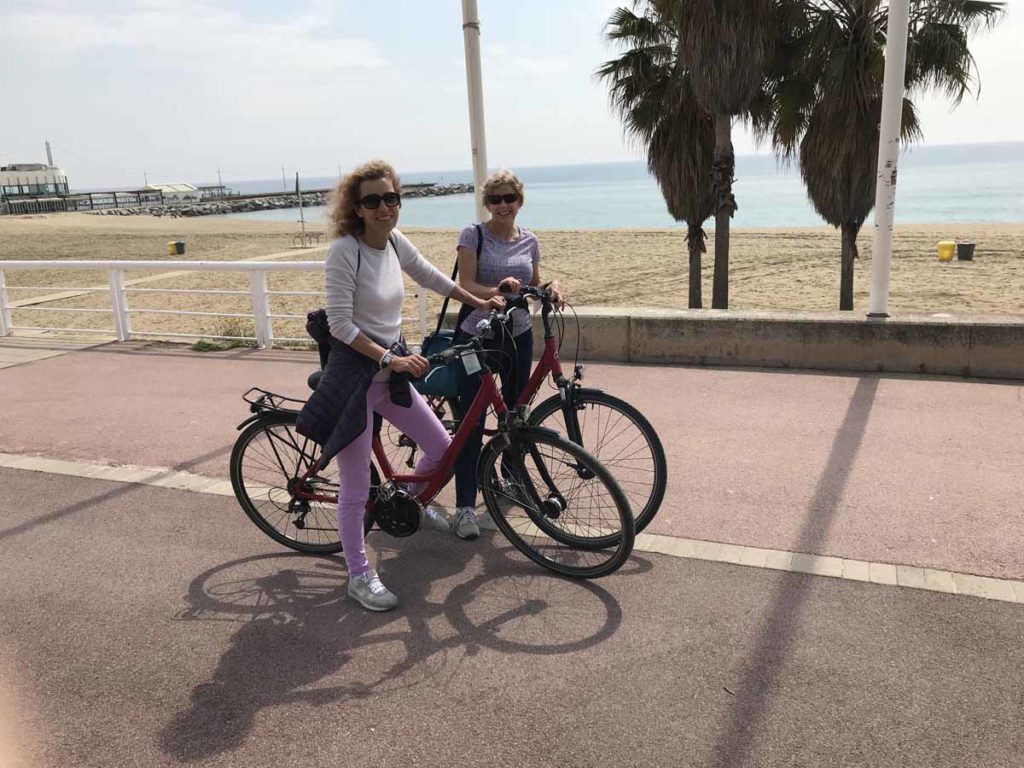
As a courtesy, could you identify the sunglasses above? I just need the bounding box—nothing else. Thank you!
[485,193,520,205]
[357,192,402,209]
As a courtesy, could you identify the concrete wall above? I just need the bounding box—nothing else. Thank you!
[446,308,1024,380]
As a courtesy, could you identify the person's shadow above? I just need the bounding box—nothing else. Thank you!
[160,531,630,762]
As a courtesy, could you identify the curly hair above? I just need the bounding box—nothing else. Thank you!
[482,169,525,206]
[326,159,403,239]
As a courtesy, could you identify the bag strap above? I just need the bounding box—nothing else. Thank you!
[433,224,483,336]
[352,232,401,274]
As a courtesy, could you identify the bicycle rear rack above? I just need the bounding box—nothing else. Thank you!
[243,387,307,415]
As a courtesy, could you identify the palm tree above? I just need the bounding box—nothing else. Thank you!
[755,0,1004,310]
[656,0,777,309]
[598,4,716,308]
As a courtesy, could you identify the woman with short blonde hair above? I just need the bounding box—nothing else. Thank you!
[449,169,564,538]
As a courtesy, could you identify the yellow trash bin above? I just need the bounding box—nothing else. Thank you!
[167,241,185,255]
[937,240,955,262]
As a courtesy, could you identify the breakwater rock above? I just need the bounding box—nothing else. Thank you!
[87,183,474,218]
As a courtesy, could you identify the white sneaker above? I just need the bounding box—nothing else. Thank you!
[453,506,480,540]
[347,569,398,611]
[421,504,452,533]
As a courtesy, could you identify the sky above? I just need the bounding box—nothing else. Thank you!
[1,0,1022,189]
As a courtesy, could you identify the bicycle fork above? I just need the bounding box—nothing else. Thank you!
[556,381,596,481]
[497,427,567,520]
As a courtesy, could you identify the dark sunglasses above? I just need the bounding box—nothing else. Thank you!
[357,192,402,209]
[485,193,520,205]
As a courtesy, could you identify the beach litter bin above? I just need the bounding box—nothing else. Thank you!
[937,240,955,262]
[957,240,975,261]
[167,241,185,255]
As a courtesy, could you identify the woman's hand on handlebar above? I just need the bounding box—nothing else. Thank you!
[481,294,506,312]
[388,354,430,378]
[546,279,565,309]
[497,276,522,295]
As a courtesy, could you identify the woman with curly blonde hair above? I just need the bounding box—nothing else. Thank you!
[300,159,504,612]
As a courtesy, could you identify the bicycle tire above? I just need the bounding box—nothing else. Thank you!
[528,389,666,534]
[230,411,374,555]
[478,428,634,579]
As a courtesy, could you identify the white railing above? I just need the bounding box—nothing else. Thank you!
[0,260,431,349]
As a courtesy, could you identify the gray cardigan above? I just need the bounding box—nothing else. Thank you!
[295,309,413,468]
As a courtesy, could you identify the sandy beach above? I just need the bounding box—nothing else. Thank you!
[1,213,1021,342]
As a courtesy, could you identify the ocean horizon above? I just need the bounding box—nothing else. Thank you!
[197,141,1024,229]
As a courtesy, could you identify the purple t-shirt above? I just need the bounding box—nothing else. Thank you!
[458,223,540,336]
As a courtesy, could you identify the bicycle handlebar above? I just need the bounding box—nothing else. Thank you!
[499,284,554,306]
[424,290,555,371]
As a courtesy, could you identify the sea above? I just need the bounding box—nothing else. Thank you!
[210,141,1023,229]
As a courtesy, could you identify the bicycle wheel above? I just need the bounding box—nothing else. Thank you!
[230,411,374,555]
[529,389,666,534]
[478,428,634,578]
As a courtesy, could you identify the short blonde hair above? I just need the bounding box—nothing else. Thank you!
[482,169,525,206]
[326,159,402,239]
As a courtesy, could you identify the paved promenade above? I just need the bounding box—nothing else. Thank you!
[1,337,1022,767]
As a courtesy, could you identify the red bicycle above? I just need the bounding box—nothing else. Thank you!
[386,286,667,533]
[230,310,635,579]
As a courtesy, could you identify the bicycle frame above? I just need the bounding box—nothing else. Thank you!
[413,297,585,448]
[517,302,569,406]
[293,353,511,506]
[503,298,586,445]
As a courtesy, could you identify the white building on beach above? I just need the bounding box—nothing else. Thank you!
[138,183,201,202]
[0,163,70,200]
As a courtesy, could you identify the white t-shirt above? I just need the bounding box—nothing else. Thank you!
[325,229,455,349]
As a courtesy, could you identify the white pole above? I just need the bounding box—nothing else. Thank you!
[461,0,489,223]
[108,269,131,341]
[249,270,272,349]
[0,270,12,337]
[867,0,911,318]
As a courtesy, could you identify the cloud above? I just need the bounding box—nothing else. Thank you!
[0,1,386,77]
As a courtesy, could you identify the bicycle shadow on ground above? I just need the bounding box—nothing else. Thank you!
[159,531,626,763]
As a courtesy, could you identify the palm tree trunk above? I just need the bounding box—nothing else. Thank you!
[839,222,860,311]
[686,224,706,309]
[711,113,736,309]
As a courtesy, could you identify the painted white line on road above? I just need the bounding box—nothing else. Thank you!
[2,450,1023,606]
[0,452,236,497]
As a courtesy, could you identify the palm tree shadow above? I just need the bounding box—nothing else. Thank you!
[160,531,623,763]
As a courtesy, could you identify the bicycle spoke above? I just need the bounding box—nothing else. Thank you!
[233,417,345,552]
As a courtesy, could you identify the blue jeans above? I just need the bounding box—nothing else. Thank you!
[454,326,534,509]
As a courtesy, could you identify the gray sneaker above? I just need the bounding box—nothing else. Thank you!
[454,506,480,540]
[421,504,452,533]
[347,570,398,612]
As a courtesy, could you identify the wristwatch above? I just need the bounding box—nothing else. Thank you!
[379,350,394,369]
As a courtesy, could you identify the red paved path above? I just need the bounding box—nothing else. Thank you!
[1,340,1023,767]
